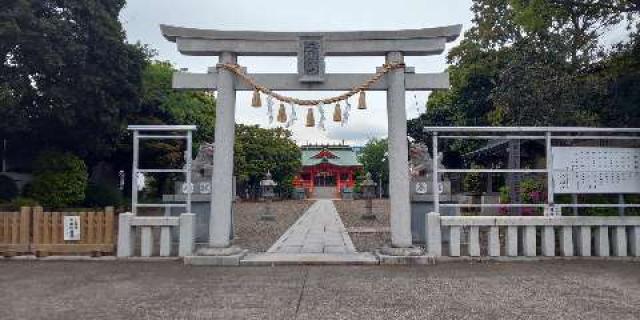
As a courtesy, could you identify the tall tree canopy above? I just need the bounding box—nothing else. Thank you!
[0,0,147,163]
[408,0,640,146]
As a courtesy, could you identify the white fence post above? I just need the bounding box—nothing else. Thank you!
[594,226,610,257]
[523,226,536,257]
[160,227,172,257]
[578,226,592,257]
[141,227,153,257]
[449,226,461,257]
[506,226,518,257]
[117,213,134,257]
[469,227,480,257]
[630,226,640,257]
[612,226,627,257]
[179,213,196,257]
[488,226,500,257]
[560,226,574,257]
[542,226,555,257]
[427,212,442,256]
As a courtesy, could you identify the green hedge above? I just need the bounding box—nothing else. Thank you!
[26,151,88,208]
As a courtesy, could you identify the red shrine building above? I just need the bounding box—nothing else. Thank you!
[293,144,363,197]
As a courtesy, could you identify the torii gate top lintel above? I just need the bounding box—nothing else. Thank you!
[160,24,461,58]
[160,24,462,45]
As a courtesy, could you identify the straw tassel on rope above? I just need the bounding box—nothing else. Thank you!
[277,103,287,123]
[333,103,342,122]
[358,91,367,109]
[251,89,262,107]
[305,108,315,127]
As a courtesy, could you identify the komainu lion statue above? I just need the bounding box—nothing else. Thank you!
[191,142,215,178]
[409,143,444,180]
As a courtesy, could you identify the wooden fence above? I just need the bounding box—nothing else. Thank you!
[0,208,31,256]
[0,207,115,257]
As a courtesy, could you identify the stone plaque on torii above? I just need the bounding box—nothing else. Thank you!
[161,24,461,251]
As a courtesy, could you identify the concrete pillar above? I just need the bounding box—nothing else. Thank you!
[179,213,196,257]
[426,212,441,256]
[542,226,555,257]
[469,226,480,257]
[560,226,574,257]
[577,226,592,257]
[594,226,610,257]
[385,52,412,248]
[488,226,500,257]
[449,226,461,257]
[506,226,518,257]
[141,227,153,257]
[612,226,627,257]
[210,52,237,247]
[117,213,134,257]
[523,226,536,257]
[630,226,640,257]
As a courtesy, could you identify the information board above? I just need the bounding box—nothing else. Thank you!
[63,216,81,241]
[552,147,640,194]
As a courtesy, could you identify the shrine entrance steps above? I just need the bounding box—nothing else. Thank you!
[242,200,377,265]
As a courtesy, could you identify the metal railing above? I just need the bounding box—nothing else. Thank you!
[127,125,196,215]
[423,127,640,216]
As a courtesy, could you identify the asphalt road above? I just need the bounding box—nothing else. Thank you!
[1,260,639,319]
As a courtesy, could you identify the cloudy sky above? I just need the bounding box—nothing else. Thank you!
[120,0,474,145]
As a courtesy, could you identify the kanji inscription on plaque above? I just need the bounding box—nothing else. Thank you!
[552,147,640,194]
[297,36,325,82]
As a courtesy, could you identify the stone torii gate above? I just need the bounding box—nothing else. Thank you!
[161,24,461,251]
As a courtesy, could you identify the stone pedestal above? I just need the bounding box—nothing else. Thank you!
[184,246,247,266]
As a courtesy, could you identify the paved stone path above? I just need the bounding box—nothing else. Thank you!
[267,200,356,254]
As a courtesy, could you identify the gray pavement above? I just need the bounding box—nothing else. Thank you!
[1,260,639,319]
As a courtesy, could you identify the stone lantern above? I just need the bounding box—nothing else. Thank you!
[259,170,278,220]
[361,172,377,220]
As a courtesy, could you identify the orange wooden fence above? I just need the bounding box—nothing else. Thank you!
[1,207,115,257]
[0,207,31,256]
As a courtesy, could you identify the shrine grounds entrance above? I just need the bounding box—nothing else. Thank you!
[160,23,462,258]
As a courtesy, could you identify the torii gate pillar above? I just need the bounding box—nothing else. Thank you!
[386,52,412,247]
[210,52,236,247]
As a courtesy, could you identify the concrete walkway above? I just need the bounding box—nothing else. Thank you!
[267,200,355,254]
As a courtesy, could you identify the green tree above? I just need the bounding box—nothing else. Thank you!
[358,138,389,193]
[234,125,301,198]
[0,0,147,163]
[408,0,640,140]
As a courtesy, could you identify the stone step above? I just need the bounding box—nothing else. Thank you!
[241,253,379,266]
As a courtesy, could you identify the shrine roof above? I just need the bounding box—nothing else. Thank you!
[301,145,362,167]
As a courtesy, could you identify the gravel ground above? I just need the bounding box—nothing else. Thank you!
[334,199,391,252]
[231,200,314,252]
[1,260,639,319]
